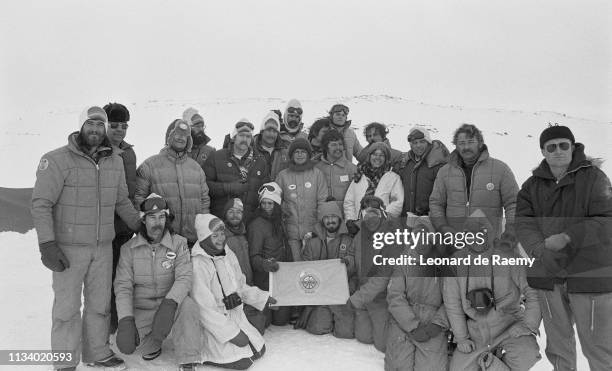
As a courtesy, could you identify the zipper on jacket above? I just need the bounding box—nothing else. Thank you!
[96,163,101,242]
[590,298,595,332]
[151,246,157,294]
[543,292,553,319]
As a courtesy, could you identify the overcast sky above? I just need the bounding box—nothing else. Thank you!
[1,0,610,121]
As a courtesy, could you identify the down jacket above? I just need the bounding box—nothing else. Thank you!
[252,133,290,181]
[203,147,269,220]
[516,143,612,293]
[275,164,329,240]
[113,140,137,236]
[113,231,192,334]
[248,211,288,291]
[330,121,363,163]
[31,132,140,246]
[315,156,358,212]
[135,147,210,243]
[191,243,269,364]
[393,140,449,217]
[189,139,216,170]
[343,171,404,221]
[429,147,518,238]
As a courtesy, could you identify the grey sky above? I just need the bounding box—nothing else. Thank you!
[1,0,610,121]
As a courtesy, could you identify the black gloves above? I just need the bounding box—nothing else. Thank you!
[262,258,279,273]
[346,220,360,236]
[116,316,140,354]
[294,306,314,329]
[39,241,70,272]
[410,323,444,342]
[229,330,249,347]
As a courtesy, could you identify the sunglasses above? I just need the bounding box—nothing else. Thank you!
[545,142,571,153]
[287,107,303,115]
[141,197,168,213]
[109,122,129,130]
[330,104,349,115]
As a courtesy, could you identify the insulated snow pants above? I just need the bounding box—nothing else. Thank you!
[354,298,389,352]
[306,305,355,338]
[51,243,113,368]
[538,284,612,371]
[170,296,204,364]
[384,321,448,371]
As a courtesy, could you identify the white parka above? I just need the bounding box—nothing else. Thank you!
[343,171,404,221]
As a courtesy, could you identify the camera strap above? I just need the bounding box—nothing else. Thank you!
[211,259,228,300]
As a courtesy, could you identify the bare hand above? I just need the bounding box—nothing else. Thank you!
[456,339,475,353]
[544,233,570,251]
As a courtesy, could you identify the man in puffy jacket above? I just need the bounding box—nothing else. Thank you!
[393,125,449,220]
[253,111,290,180]
[135,119,210,247]
[204,119,269,223]
[298,201,356,338]
[31,106,141,370]
[183,107,216,169]
[275,138,329,261]
[328,103,363,163]
[516,125,612,371]
[103,102,138,334]
[444,210,541,371]
[114,194,198,370]
[279,99,308,144]
[430,123,519,242]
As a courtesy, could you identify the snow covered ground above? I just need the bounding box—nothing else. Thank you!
[1,96,606,370]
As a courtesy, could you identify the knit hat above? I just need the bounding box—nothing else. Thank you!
[539,125,575,149]
[79,106,107,130]
[360,195,386,211]
[232,119,255,138]
[165,119,193,151]
[103,103,130,123]
[195,214,225,244]
[407,125,432,143]
[139,193,169,218]
[258,182,282,205]
[361,141,391,163]
[288,137,313,159]
[318,201,343,222]
[223,198,244,218]
[329,103,349,115]
[283,99,303,130]
[261,111,280,132]
[183,107,206,128]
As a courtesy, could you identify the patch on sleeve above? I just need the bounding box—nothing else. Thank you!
[38,158,49,171]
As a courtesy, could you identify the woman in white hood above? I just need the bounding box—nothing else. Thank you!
[192,213,277,370]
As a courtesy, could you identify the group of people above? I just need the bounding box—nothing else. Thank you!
[30,99,612,371]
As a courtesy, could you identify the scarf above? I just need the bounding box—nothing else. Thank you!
[357,161,389,195]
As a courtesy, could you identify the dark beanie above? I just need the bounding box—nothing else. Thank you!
[539,125,575,148]
[288,137,313,159]
[103,102,130,123]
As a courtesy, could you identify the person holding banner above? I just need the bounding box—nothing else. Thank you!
[248,182,292,328]
[192,213,277,370]
[298,200,356,338]
[385,215,449,371]
[346,195,403,353]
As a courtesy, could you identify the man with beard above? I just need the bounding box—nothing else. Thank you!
[253,111,290,180]
[279,99,308,144]
[204,119,269,223]
[31,106,141,370]
[114,194,199,370]
[328,103,363,163]
[393,125,449,220]
[315,130,358,214]
[103,102,138,335]
[356,122,402,164]
[429,123,519,243]
[344,196,403,353]
[135,119,210,248]
[298,201,356,338]
[183,107,216,169]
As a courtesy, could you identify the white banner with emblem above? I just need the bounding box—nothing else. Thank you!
[269,260,350,306]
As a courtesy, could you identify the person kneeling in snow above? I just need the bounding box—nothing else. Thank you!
[298,200,356,338]
[192,213,277,370]
[385,215,449,371]
[114,194,200,370]
[443,210,541,371]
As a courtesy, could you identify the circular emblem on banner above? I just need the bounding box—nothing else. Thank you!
[486,182,495,191]
[288,184,297,190]
[305,182,312,188]
[227,162,232,168]
[38,158,49,171]
[298,270,321,293]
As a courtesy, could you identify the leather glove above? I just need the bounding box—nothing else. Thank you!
[39,241,70,272]
[150,298,178,342]
[424,323,444,338]
[340,257,350,266]
[540,249,568,277]
[409,323,431,342]
[262,258,279,273]
[229,330,249,347]
[294,306,314,329]
[116,316,140,354]
[346,220,360,236]
[456,338,475,353]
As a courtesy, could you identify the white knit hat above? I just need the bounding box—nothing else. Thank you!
[231,119,255,138]
[261,111,280,132]
[258,182,282,206]
[195,213,225,243]
[407,125,432,143]
[183,107,205,128]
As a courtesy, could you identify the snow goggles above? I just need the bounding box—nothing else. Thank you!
[258,183,278,195]
[287,106,303,115]
[141,197,169,214]
[330,104,349,115]
[109,122,129,130]
[545,142,571,153]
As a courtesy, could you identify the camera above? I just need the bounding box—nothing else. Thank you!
[466,288,495,314]
[223,292,243,310]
